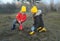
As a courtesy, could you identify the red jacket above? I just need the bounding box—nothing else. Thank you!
[16,12,27,23]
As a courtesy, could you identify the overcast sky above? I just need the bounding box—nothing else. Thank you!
[0,0,13,4]
[0,0,60,4]
[42,0,60,4]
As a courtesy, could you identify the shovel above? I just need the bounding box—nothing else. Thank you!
[19,22,23,30]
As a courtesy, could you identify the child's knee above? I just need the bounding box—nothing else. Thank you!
[31,26,35,31]
[13,19,17,25]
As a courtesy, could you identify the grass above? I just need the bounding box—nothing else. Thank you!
[0,11,60,41]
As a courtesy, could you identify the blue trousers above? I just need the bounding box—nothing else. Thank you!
[11,19,20,30]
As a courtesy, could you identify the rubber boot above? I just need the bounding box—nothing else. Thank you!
[38,27,46,32]
[29,26,35,35]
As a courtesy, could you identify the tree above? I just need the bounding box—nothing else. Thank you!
[50,0,54,10]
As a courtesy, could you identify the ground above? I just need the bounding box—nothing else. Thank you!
[0,12,60,41]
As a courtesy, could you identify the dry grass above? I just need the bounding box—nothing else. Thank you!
[0,12,60,41]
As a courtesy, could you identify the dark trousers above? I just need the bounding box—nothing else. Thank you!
[11,19,20,30]
[33,14,44,31]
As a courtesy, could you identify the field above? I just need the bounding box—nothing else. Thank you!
[0,12,60,41]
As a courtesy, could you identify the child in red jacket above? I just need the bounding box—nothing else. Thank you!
[11,6,27,30]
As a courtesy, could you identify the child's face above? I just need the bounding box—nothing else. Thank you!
[20,12,25,14]
[32,13,36,15]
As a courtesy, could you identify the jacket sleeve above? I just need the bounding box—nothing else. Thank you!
[16,12,21,22]
[21,14,27,23]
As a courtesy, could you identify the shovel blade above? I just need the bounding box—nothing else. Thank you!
[19,24,23,30]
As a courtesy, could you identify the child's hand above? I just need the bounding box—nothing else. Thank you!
[18,21,21,24]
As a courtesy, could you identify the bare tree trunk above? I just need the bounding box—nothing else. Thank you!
[50,0,54,11]
[30,0,36,6]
